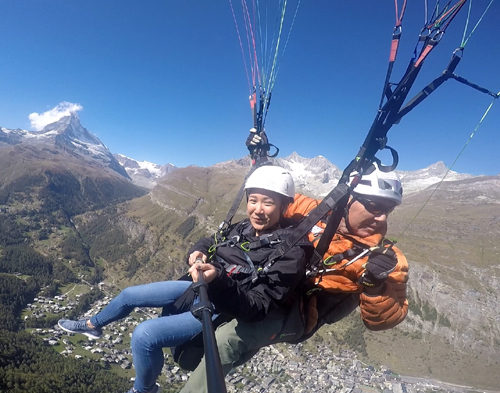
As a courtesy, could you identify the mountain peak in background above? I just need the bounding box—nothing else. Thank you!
[114,154,177,189]
[1,113,129,179]
[121,148,477,196]
[397,160,473,194]
[44,112,103,147]
[1,112,477,197]
[0,114,146,216]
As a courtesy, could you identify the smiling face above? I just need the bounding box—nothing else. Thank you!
[246,188,284,236]
[340,194,397,238]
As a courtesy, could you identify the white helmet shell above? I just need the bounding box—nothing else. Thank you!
[349,163,403,205]
[245,166,295,202]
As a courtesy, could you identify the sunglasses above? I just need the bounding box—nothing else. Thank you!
[354,195,396,216]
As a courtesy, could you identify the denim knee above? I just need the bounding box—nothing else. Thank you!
[118,286,136,305]
[131,323,155,353]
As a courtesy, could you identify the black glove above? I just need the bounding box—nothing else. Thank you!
[358,250,397,288]
[245,128,268,155]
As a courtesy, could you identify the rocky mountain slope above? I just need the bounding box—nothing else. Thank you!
[368,175,500,388]
[0,114,145,216]
[1,113,129,179]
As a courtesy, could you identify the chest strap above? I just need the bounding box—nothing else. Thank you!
[323,244,368,266]
[246,230,292,249]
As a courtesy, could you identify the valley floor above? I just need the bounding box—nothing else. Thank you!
[24,291,500,393]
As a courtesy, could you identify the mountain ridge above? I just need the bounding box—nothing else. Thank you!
[118,149,476,197]
[1,113,130,180]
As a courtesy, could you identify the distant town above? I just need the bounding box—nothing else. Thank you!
[25,294,494,393]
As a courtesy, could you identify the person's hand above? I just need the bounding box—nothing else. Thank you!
[188,251,207,266]
[359,252,397,289]
[188,262,218,284]
[245,128,268,154]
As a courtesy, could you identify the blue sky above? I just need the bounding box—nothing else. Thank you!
[1,1,499,175]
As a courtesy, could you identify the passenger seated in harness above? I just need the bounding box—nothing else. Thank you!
[58,165,311,393]
[178,163,409,393]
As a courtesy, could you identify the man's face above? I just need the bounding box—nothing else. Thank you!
[346,194,397,237]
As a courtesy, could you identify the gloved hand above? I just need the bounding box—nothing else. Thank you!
[358,251,397,288]
[245,128,268,154]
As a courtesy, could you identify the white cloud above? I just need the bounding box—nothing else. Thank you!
[29,102,83,131]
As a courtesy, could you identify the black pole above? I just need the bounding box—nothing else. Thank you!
[190,261,227,393]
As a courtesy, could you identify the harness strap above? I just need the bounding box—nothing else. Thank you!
[218,166,260,233]
[223,263,254,276]
[323,245,365,266]
[208,235,242,254]
[306,192,350,277]
[246,229,293,250]
[256,183,351,279]
[378,0,407,110]
[213,225,298,285]
[395,48,462,122]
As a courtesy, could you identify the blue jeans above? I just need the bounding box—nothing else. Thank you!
[90,280,202,393]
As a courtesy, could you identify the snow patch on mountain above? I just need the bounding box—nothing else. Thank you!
[274,152,342,196]
[210,153,475,197]
[6,111,474,197]
[3,113,110,159]
[398,161,473,195]
[114,154,177,189]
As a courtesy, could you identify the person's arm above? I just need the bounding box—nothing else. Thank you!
[185,237,213,266]
[207,247,306,322]
[358,247,409,330]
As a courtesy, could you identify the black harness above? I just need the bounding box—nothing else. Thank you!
[210,223,311,286]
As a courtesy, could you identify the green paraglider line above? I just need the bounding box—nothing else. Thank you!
[229,0,300,132]
[460,0,496,47]
[229,0,252,93]
[394,92,499,242]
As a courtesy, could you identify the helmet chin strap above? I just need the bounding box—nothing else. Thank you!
[343,197,356,234]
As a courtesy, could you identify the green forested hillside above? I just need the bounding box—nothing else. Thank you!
[0,166,145,392]
[0,330,129,393]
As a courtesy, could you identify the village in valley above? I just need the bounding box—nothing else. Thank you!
[24,290,485,393]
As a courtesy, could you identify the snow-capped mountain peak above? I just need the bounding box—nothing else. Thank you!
[41,113,111,161]
[114,154,177,189]
[397,161,473,195]
[0,113,129,179]
[205,153,475,197]
[43,113,102,145]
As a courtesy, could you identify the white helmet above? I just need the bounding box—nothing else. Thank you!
[245,165,295,202]
[349,163,403,205]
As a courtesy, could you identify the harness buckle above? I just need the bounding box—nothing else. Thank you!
[226,264,240,276]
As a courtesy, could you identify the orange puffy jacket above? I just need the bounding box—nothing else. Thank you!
[285,194,409,331]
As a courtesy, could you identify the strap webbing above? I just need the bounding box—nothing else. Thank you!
[306,192,350,276]
[219,165,260,232]
[395,49,462,122]
[258,183,351,277]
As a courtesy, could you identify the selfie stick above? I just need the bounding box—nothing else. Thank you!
[190,259,227,393]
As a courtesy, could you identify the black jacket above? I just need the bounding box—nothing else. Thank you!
[186,219,310,322]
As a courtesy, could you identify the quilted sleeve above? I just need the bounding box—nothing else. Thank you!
[284,194,321,220]
[359,247,409,330]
